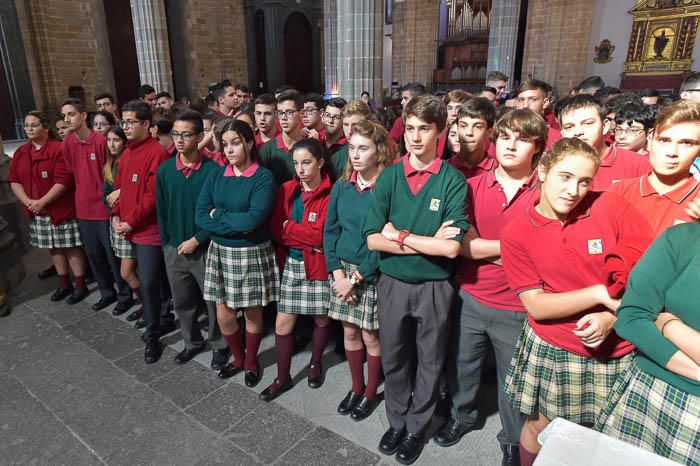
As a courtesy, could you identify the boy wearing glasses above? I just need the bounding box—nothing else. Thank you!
[613,102,657,156]
[322,97,348,180]
[301,92,326,141]
[254,94,278,149]
[156,109,227,368]
[258,90,305,185]
[113,100,174,364]
[61,98,132,310]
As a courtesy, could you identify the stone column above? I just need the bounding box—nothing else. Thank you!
[324,0,338,96]
[243,0,258,91]
[486,0,521,84]
[262,0,284,91]
[129,0,174,92]
[336,0,384,104]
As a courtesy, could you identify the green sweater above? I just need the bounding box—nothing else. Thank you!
[258,138,295,185]
[615,222,700,396]
[328,142,348,182]
[155,156,218,248]
[324,179,380,281]
[363,158,469,281]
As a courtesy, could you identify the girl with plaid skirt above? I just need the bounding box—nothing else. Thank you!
[324,120,394,421]
[196,119,279,386]
[499,138,654,466]
[260,138,332,402]
[103,126,141,317]
[9,111,88,303]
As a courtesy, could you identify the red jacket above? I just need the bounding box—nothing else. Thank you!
[270,174,331,280]
[8,138,76,225]
[112,137,169,245]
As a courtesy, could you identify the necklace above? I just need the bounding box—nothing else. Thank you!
[356,172,377,190]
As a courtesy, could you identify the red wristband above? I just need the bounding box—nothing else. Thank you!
[397,229,410,248]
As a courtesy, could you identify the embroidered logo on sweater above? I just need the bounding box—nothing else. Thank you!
[308,212,317,223]
[41,171,49,178]
[131,174,138,183]
[90,153,96,161]
[429,198,441,212]
[587,239,603,255]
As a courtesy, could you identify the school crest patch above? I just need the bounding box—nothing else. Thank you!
[90,153,96,161]
[41,171,49,178]
[429,198,441,212]
[308,212,317,223]
[587,239,603,255]
[131,174,138,183]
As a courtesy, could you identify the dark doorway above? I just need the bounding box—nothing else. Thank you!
[283,12,313,93]
[0,51,16,139]
[102,0,140,107]
[255,10,268,93]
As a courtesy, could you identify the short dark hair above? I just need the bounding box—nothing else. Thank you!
[152,109,175,134]
[254,93,276,106]
[517,79,549,96]
[594,86,621,102]
[205,93,218,107]
[212,86,227,101]
[60,98,85,114]
[556,94,607,124]
[138,84,156,98]
[403,94,447,132]
[479,86,498,95]
[614,102,658,131]
[680,71,700,93]
[304,92,325,109]
[325,97,347,111]
[486,71,508,83]
[235,83,250,94]
[94,110,116,126]
[361,91,370,98]
[156,91,172,100]
[175,109,204,133]
[277,90,304,110]
[457,97,497,128]
[94,92,114,103]
[201,109,221,123]
[603,92,643,116]
[578,76,605,93]
[639,88,660,98]
[274,84,294,95]
[121,99,152,122]
[401,82,427,98]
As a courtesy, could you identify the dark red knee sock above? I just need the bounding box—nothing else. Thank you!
[345,348,366,394]
[244,331,262,372]
[364,353,382,401]
[223,328,245,369]
[275,333,295,383]
[310,324,331,366]
[519,445,538,466]
[74,275,86,291]
[58,274,71,289]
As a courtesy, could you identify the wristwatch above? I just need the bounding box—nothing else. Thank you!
[349,274,359,286]
[397,229,411,248]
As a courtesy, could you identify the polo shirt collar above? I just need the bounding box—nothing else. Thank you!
[403,154,442,176]
[276,134,291,153]
[640,172,699,204]
[224,162,259,177]
[349,170,374,192]
[526,190,592,227]
[127,136,151,150]
[327,137,347,151]
[600,144,616,167]
[485,168,538,191]
[176,153,203,172]
[452,153,495,172]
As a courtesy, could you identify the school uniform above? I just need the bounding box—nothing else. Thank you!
[447,153,496,181]
[595,223,700,465]
[157,155,225,352]
[113,137,172,341]
[447,171,538,448]
[202,147,226,167]
[103,162,134,259]
[545,126,562,150]
[609,173,699,236]
[326,138,348,182]
[63,131,130,304]
[258,134,296,185]
[388,117,404,145]
[363,155,469,435]
[594,144,650,191]
[500,190,654,425]
[324,173,380,330]
[8,139,82,249]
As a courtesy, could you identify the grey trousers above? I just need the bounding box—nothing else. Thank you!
[377,274,457,435]
[446,289,526,446]
[163,245,225,351]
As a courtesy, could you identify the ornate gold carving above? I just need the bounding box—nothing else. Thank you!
[594,39,615,63]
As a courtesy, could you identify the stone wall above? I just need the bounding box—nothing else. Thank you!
[391,0,441,88]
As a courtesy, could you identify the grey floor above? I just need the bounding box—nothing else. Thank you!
[2,248,503,465]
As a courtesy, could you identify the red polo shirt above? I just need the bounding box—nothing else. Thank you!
[255,129,278,150]
[403,154,442,195]
[113,137,169,245]
[500,190,653,358]
[223,162,259,178]
[456,170,538,311]
[62,130,110,220]
[437,131,448,158]
[175,153,203,178]
[609,173,699,237]
[447,153,496,180]
[202,147,226,167]
[389,117,404,144]
[8,139,76,225]
[484,139,496,158]
[546,126,562,150]
[594,144,650,191]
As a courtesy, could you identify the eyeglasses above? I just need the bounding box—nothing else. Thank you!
[23,124,42,130]
[120,119,143,128]
[323,114,342,123]
[301,108,319,116]
[276,110,299,119]
[170,131,197,140]
[614,127,645,136]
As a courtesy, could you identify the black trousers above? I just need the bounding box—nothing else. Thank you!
[78,219,130,303]
[134,244,173,341]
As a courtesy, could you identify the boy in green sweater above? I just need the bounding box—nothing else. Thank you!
[258,90,304,185]
[156,110,228,369]
[364,95,469,464]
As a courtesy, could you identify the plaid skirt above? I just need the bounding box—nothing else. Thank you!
[110,221,135,259]
[203,240,279,308]
[595,360,700,465]
[29,216,82,249]
[327,260,378,330]
[504,321,634,424]
[279,256,329,316]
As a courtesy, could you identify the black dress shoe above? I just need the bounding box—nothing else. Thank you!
[50,287,73,302]
[432,417,474,447]
[307,363,324,389]
[211,349,229,371]
[378,427,405,455]
[126,307,143,322]
[396,432,424,465]
[38,265,57,280]
[92,295,117,311]
[259,378,293,402]
[175,346,204,365]
[134,317,146,329]
[0,303,11,318]
[67,288,89,305]
[501,444,520,466]
[244,370,261,387]
[112,298,136,316]
[337,391,362,415]
[351,396,378,421]
[218,363,243,379]
[144,340,162,364]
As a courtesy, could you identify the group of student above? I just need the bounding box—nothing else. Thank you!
[7,71,700,466]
